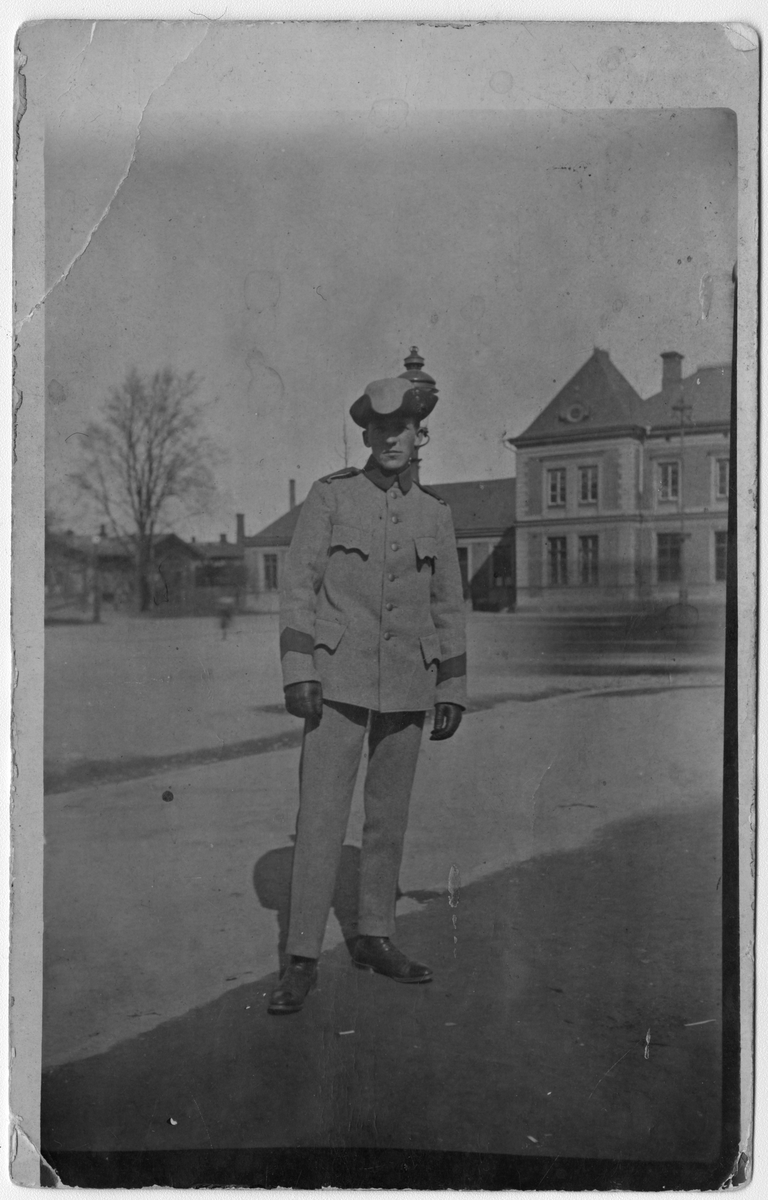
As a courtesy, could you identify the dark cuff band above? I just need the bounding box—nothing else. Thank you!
[280,627,315,658]
[437,652,467,684]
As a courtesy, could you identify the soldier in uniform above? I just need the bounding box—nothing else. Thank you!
[268,372,466,1015]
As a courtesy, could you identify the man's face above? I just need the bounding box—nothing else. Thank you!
[365,416,420,472]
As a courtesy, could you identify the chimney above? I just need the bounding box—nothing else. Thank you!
[289,480,297,510]
[236,513,245,545]
[219,533,227,544]
[661,351,684,400]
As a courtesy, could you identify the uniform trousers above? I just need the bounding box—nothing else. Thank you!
[285,698,425,959]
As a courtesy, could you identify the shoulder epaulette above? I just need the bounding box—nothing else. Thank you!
[319,467,362,484]
[415,481,447,505]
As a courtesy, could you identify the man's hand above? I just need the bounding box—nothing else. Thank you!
[284,681,323,720]
[430,702,463,741]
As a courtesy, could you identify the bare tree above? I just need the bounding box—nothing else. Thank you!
[71,367,221,611]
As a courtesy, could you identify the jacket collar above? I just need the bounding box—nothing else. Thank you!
[363,455,413,494]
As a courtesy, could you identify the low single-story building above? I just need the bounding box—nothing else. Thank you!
[241,477,516,613]
[428,479,516,611]
[45,527,216,619]
[188,533,248,614]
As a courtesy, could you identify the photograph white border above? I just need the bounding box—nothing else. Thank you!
[5,1,761,1195]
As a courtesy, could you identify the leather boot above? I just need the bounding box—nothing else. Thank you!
[352,936,432,983]
[267,956,318,1014]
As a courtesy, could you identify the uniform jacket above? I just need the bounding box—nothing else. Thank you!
[279,459,467,712]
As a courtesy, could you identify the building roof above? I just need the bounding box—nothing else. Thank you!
[635,363,731,431]
[513,349,643,445]
[46,532,130,560]
[246,478,516,548]
[193,539,244,560]
[46,531,202,561]
[512,350,731,446]
[245,506,304,549]
[426,479,516,537]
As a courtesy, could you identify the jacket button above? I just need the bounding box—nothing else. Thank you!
[383,631,392,640]
[390,491,398,499]
[388,573,396,582]
[390,543,399,551]
[391,516,400,524]
[385,602,394,611]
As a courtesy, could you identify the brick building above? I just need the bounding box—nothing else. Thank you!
[509,349,731,610]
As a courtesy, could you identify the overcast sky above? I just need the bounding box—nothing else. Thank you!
[37,22,737,541]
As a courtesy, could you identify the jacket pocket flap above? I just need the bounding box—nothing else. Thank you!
[314,618,347,651]
[415,536,439,562]
[420,633,442,665]
[330,524,371,555]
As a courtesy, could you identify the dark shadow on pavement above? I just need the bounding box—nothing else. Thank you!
[42,804,723,1171]
[252,840,361,966]
[253,839,444,968]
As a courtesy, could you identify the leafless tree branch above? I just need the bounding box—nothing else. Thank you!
[69,367,223,611]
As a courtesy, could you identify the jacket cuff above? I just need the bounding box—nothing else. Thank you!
[436,653,467,707]
[280,627,314,656]
[438,638,467,661]
[282,651,320,688]
[280,609,316,637]
[436,676,467,707]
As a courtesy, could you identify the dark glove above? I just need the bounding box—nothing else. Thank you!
[284,681,323,720]
[430,702,463,741]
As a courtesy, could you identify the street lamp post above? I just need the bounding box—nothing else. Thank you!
[399,346,437,484]
[671,395,693,606]
[91,534,102,624]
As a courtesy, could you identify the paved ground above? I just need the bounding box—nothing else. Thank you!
[44,608,723,790]
[42,610,726,1166]
[43,805,721,1164]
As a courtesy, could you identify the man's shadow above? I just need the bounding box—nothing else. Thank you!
[252,837,442,970]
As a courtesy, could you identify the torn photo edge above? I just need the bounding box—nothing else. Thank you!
[8,15,758,1191]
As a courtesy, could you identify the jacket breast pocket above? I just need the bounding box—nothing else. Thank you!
[415,536,438,570]
[330,524,371,558]
[314,618,348,652]
[420,633,442,667]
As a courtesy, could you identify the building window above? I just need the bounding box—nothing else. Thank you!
[457,546,469,597]
[547,468,566,507]
[657,533,682,583]
[578,535,599,585]
[578,465,598,504]
[658,461,680,502]
[716,458,729,500]
[492,543,513,587]
[715,531,728,582]
[264,553,279,591]
[547,536,568,586]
